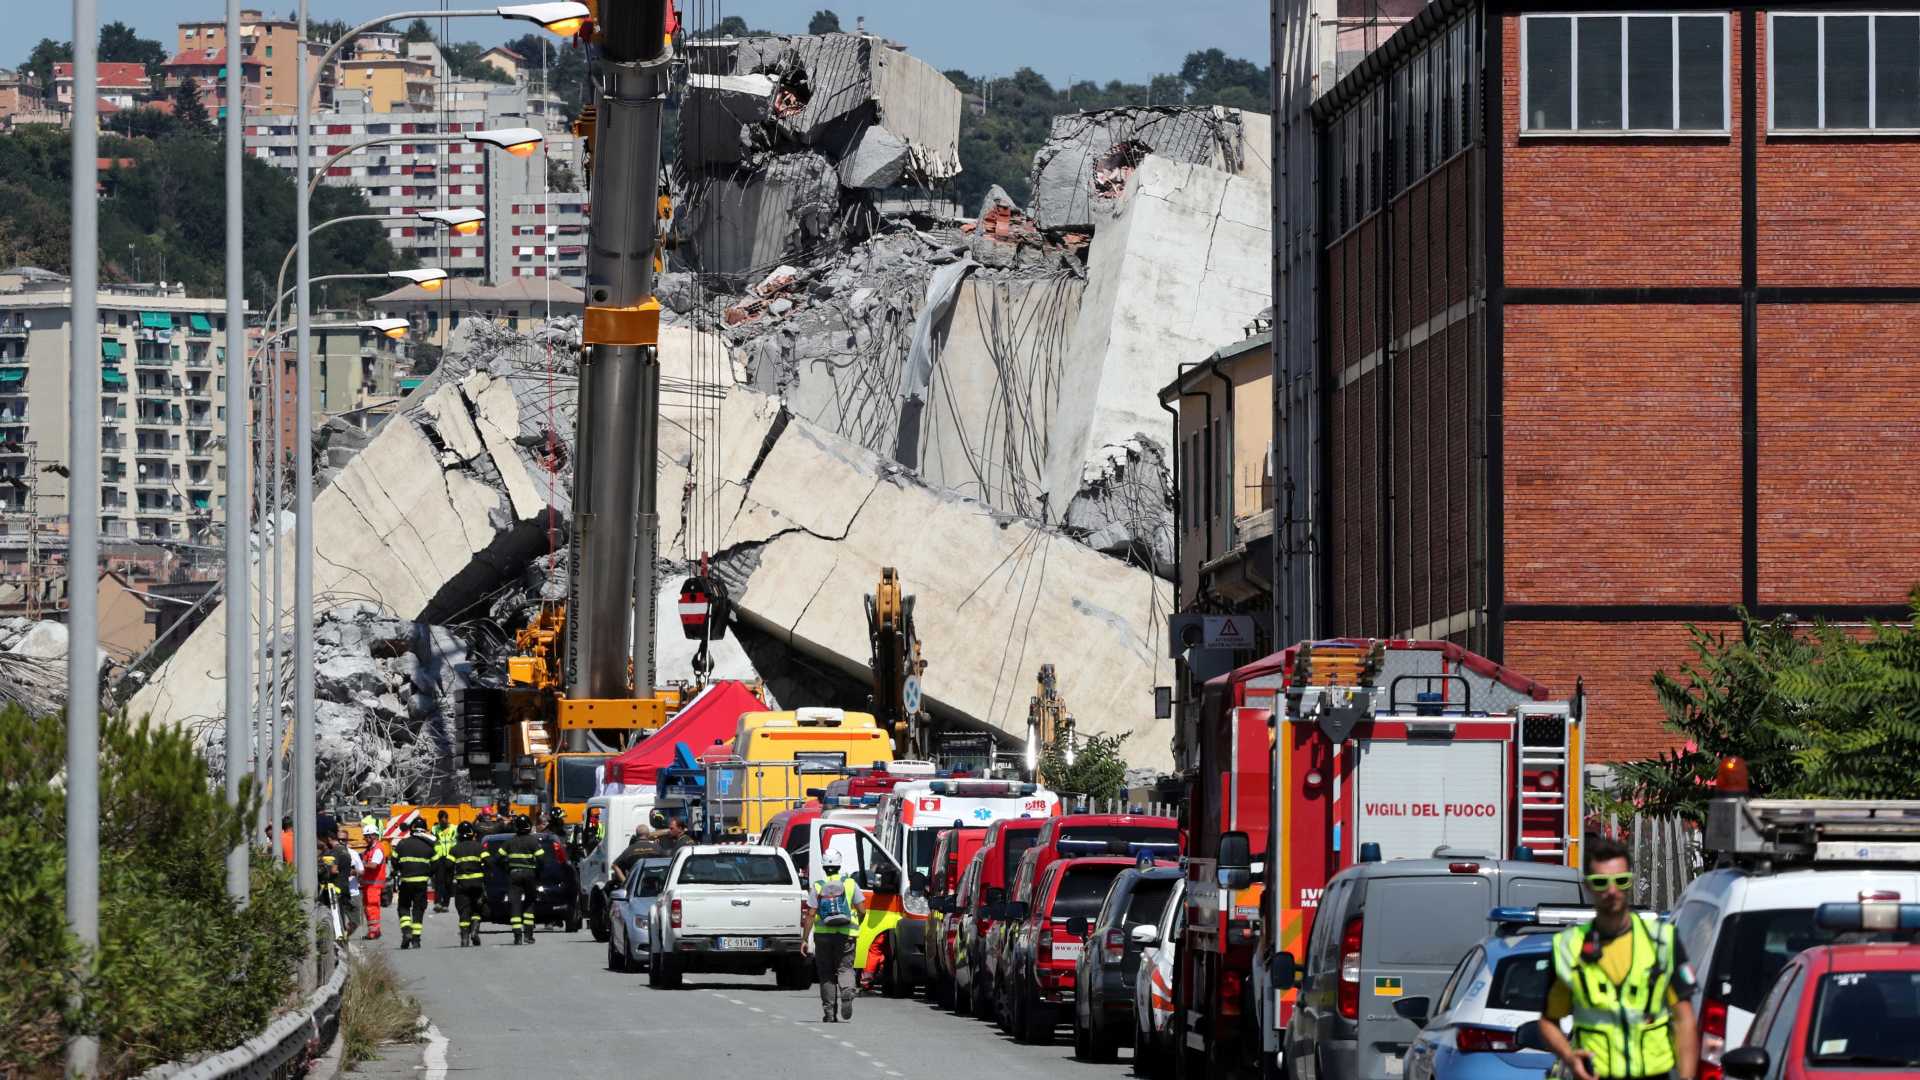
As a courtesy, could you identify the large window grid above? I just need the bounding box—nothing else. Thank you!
[1521,13,1729,134]
[1326,13,1480,238]
[1769,12,1920,132]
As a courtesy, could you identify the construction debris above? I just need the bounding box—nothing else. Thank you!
[0,617,66,714]
[1027,105,1272,232]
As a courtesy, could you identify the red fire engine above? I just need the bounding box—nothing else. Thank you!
[1171,639,1585,1077]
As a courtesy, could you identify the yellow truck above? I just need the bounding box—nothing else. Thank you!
[702,708,894,838]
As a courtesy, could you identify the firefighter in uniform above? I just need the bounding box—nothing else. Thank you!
[450,821,489,946]
[317,832,352,942]
[497,814,548,945]
[393,818,440,950]
[431,810,457,912]
[1537,837,1698,1080]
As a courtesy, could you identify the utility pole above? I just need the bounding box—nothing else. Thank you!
[223,0,252,904]
[66,0,101,1070]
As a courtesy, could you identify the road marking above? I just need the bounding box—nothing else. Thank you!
[422,1021,449,1080]
[855,1050,872,1058]
[748,1006,764,1013]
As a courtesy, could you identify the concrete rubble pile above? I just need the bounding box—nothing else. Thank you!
[675,95,1273,573]
[677,31,963,276]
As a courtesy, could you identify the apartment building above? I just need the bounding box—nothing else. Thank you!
[244,83,588,284]
[158,48,266,119]
[177,10,330,114]
[0,271,234,547]
[338,43,437,113]
[0,69,44,123]
[52,62,150,110]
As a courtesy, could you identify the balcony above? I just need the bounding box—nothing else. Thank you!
[0,319,28,338]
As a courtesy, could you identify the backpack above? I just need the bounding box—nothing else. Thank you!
[814,875,854,927]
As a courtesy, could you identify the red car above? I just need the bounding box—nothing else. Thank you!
[1723,902,1920,1080]
[1002,855,1140,1045]
[926,825,987,1008]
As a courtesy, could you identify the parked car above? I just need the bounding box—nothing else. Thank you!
[1133,877,1187,1078]
[928,826,988,1009]
[1000,855,1139,1044]
[606,857,672,973]
[1399,906,1584,1080]
[647,845,809,989]
[1280,854,1583,1080]
[971,816,1052,1019]
[951,847,990,1016]
[1722,902,1920,1080]
[480,830,583,932]
[1072,864,1184,1062]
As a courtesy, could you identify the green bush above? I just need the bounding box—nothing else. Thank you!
[1040,731,1130,803]
[1609,590,1920,822]
[0,707,308,1078]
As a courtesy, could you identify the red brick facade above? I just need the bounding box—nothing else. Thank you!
[1314,7,1920,762]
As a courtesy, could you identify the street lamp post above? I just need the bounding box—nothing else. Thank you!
[224,0,251,905]
[67,0,100,1069]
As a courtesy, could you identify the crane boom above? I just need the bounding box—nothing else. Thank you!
[561,0,672,743]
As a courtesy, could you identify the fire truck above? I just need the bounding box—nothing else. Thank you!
[1171,639,1585,1078]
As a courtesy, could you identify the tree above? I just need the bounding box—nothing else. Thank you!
[23,38,72,94]
[547,157,579,193]
[104,106,178,139]
[808,10,842,34]
[1039,731,1130,803]
[308,18,352,44]
[1608,593,1920,822]
[712,15,753,36]
[442,41,513,83]
[404,18,435,43]
[98,21,168,79]
[172,77,214,135]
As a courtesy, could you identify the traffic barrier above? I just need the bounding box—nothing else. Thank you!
[136,942,347,1080]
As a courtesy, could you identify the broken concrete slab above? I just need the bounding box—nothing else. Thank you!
[1028,106,1269,232]
[678,150,843,276]
[1044,154,1271,566]
[837,124,911,190]
[682,72,777,166]
[701,33,962,179]
[701,387,1175,770]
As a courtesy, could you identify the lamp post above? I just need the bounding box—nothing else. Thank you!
[67,0,100,1067]
[224,0,250,905]
[292,4,580,971]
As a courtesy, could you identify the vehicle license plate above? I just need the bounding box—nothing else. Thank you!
[718,936,763,951]
[1051,940,1084,962]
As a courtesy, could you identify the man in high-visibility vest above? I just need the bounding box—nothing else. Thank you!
[802,850,867,1023]
[496,814,548,945]
[1537,836,1698,1080]
[360,831,388,939]
[449,822,489,947]
[431,810,458,912]
[393,818,439,950]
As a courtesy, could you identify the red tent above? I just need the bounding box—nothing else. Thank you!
[603,680,765,787]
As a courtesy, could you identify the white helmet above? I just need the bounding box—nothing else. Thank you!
[821,850,844,872]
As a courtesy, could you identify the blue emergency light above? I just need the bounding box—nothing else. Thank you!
[1358,841,1382,863]
[1489,905,1590,931]
[1816,902,1920,932]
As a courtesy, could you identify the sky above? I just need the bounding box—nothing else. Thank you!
[16,0,1268,88]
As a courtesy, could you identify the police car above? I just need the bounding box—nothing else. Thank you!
[1400,906,1582,1080]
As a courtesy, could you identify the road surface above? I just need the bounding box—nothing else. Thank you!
[369,911,1133,1079]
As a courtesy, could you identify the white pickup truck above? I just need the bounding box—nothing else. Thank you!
[647,844,810,989]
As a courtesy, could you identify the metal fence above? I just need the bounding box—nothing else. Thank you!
[1078,797,1179,817]
[1593,814,1704,912]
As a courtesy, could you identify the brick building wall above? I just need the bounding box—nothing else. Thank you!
[1310,4,1920,762]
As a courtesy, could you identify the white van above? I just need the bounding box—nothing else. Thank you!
[580,793,664,942]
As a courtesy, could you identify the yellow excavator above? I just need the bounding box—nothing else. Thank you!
[866,567,931,759]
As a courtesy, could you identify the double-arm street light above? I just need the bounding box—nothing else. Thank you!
[290,0,584,979]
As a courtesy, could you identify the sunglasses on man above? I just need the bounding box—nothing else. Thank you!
[1585,872,1635,892]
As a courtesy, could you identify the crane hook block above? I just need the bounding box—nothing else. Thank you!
[678,574,730,641]
[583,298,660,347]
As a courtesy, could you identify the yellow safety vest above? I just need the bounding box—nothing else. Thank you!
[813,875,860,936]
[1551,915,1678,1079]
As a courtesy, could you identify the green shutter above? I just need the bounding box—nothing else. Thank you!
[101,340,125,360]
[140,311,174,330]
[103,370,128,388]
[0,369,25,385]
[189,314,213,333]
[399,376,424,391]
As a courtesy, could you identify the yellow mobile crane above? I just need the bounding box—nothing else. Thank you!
[1025,663,1076,782]
[487,0,683,820]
